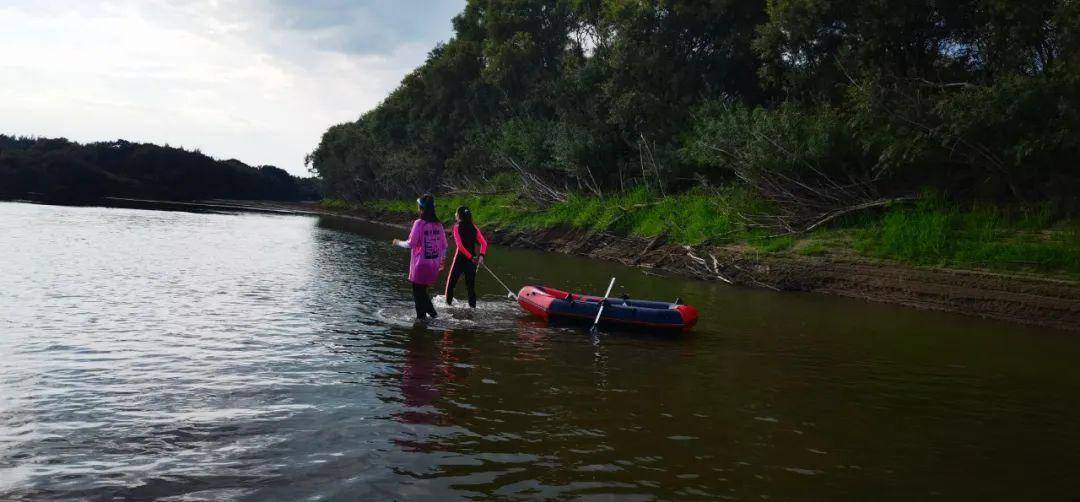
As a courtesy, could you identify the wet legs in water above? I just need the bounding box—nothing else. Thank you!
[411,282,437,319]
[444,257,477,308]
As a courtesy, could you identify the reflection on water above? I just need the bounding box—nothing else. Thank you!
[1,202,1080,500]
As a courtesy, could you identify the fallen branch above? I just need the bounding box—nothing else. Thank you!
[708,254,734,284]
[639,231,668,258]
[684,246,733,284]
[802,196,918,233]
[502,156,568,205]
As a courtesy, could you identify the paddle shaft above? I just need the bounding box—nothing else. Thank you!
[591,277,616,330]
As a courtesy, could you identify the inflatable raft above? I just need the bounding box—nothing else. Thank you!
[517,285,699,332]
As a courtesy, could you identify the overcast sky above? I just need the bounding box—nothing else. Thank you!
[0,0,465,175]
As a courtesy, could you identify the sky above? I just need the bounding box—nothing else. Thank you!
[0,0,465,176]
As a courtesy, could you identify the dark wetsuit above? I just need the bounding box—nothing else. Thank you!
[444,223,488,307]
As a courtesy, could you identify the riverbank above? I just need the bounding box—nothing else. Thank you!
[74,196,1079,331]
[327,196,1079,332]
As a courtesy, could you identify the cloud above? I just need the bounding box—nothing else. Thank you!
[263,0,459,53]
[0,0,464,175]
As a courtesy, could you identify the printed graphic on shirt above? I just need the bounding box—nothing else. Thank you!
[422,224,441,259]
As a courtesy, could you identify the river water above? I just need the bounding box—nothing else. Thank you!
[1,201,1078,500]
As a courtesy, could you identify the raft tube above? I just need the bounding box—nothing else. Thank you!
[517,285,699,332]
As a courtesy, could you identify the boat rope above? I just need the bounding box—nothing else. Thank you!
[482,262,517,299]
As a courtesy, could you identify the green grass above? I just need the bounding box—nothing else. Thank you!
[751,235,797,253]
[367,186,761,245]
[361,189,1080,278]
[854,198,1080,276]
[319,198,353,211]
[796,240,828,256]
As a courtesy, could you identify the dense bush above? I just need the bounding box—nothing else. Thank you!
[308,0,1079,217]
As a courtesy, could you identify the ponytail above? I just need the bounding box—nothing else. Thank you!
[455,206,474,228]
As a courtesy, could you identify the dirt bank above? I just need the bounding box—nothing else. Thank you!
[340,205,1079,332]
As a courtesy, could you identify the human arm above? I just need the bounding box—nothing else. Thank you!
[393,220,422,249]
[473,227,489,265]
[452,224,473,260]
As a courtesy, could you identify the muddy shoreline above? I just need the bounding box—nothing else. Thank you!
[89,198,1080,332]
[330,205,1079,332]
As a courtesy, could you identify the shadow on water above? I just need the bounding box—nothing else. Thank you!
[2,203,1080,500]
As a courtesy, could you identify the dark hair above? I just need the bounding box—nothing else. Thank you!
[455,205,473,226]
[455,205,477,244]
[417,194,437,222]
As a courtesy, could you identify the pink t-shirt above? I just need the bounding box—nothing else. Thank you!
[406,219,447,285]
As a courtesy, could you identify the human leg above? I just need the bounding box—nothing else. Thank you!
[411,282,427,319]
[444,254,463,305]
[463,261,477,308]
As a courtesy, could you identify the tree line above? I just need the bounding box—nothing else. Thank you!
[0,135,320,203]
[309,0,1080,225]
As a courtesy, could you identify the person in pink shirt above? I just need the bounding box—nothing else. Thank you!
[392,194,447,319]
[444,206,488,307]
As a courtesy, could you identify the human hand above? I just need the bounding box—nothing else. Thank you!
[392,239,401,246]
[473,255,484,267]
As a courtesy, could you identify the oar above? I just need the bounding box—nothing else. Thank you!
[590,277,616,333]
[481,262,517,300]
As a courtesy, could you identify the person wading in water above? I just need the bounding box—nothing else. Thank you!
[393,194,447,319]
[444,206,488,308]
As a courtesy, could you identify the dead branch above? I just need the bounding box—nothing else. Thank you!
[638,133,666,197]
[708,254,734,284]
[802,196,917,233]
[638,231,668,259]
[582,165,603,198]
[502,155,568,206]
[707,133,899,234]
[684,245,733,284]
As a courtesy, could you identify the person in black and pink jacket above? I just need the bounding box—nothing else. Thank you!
[444,206,488,308]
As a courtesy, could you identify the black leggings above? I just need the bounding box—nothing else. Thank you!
[444,254,477,307]
[411,282,437,319]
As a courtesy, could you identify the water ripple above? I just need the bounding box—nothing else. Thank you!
[2,203,1080,500]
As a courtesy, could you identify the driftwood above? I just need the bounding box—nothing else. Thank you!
[638,231,668,259]
[684,246,734,284]
[684,246,788,292]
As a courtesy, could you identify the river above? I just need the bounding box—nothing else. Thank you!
[1,201,1078,500]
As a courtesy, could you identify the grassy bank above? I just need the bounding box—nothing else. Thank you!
[324,190,1080,279]
[852,201,1080,276]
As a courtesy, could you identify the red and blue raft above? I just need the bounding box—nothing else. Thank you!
[517,285,699,332]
